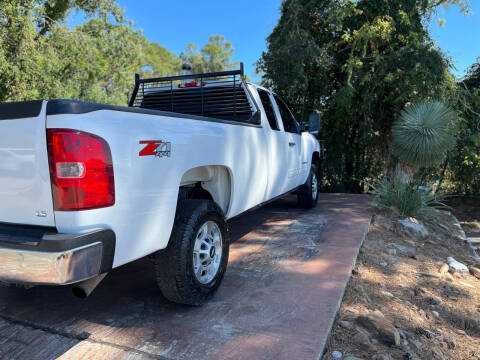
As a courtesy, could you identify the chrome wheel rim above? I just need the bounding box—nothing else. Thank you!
[311,172,318,200]
[193,221,223,284]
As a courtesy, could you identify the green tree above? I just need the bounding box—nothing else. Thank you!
[443,59,480,196]
[51,19,146,104]
[0,0,182,105]
[140,42,182,78]
[258,0,467,192]
[38,0,123,35]
[181,35,237,73]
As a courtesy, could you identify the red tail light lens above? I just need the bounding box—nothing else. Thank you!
[47,129,115,211]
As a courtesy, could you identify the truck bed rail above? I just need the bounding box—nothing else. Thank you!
[128,63,258,123]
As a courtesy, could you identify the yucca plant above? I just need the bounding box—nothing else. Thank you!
[392,100,457,183]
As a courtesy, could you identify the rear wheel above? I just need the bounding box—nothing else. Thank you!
[154,199,229,306]
[297,164,319,208]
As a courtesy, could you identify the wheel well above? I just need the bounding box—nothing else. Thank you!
[312,151,320,168]
[312,151,321,178]
[179,183,213,201]
[179,166,232,215]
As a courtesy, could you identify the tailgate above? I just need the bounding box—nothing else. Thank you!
[0,101,55,226]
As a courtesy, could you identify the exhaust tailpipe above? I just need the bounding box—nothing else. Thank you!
[72,273,107,299]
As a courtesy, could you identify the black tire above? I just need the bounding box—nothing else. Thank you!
[154,199,229,306]
[297,164,319,208]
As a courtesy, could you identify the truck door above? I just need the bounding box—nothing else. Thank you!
[257,89,290,200]
[272,95,303,191]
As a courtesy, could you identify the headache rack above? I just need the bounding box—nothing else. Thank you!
[128,63,259,123]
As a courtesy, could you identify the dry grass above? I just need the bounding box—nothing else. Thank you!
[322,210,480,360]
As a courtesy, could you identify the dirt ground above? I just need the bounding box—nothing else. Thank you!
[322,208,480,360]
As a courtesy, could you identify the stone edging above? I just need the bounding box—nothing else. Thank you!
[453,217,480,262]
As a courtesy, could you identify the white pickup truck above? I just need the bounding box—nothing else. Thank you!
[0,64,323,305]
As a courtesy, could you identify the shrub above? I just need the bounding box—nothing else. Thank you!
[372,179,448,222]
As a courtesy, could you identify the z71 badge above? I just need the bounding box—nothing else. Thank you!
[139,140,171,158]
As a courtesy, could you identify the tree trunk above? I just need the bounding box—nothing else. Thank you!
[394,161,416,184]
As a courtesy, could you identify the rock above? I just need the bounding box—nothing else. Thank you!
[415,271,440,279]
[340,320,354,329]
[386,248,397,256]
[415,326,436,339]
[397,332,411,346]
[464,317,480,331]
[459,281,475,289]
[356,310,401,346]
[432,311,439,317]
[396,219,428,239]
[380,261,388,267]
[469,266,480,279]
[332,350,343,359]
[381,291,394,298]
[445,272,455,282]
[373,355,392,360]
[392,243,416,257]
[444,337,455,349]
[439,263,449,275]
[374,215,394,231]
[427,295,442,305]
[447,257,468,273]
[404,239,416,246]
[352,329,377,352]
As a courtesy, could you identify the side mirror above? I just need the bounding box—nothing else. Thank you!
[308,112,321,135]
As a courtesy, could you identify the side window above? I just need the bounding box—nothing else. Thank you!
[258,89,279,131]
[274,95,300,134]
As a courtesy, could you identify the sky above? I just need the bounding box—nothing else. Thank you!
[72,1,479,81]
[114,0,283,82]
[429,1,480,78]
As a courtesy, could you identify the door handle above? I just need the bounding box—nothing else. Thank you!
[289,142,296,147]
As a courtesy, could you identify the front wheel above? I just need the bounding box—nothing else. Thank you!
[297,164,319,208]
[154,200,229,306]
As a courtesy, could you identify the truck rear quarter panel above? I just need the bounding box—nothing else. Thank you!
[47,110,269,267]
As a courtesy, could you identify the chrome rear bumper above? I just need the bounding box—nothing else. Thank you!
[0,242,102,285]
[0,223,115,285]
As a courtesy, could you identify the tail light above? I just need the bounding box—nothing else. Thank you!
[47,129,115,211]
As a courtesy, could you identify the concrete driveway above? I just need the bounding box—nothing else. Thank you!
[0,194,373,360]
